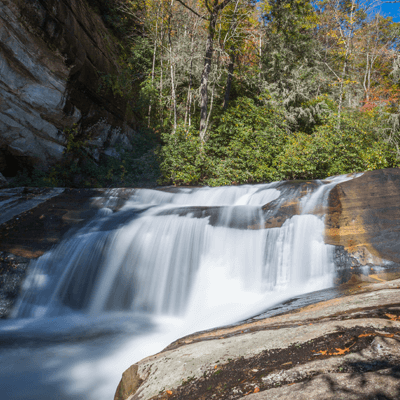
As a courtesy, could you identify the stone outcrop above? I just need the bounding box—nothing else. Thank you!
[0,251,29,318]
[325,168,400,273]
[0,0,133,176]
[114,279,400,400]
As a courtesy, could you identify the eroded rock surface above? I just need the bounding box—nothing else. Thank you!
[325,168,400,278]
[0,0,133,176]
[114,279,400,400]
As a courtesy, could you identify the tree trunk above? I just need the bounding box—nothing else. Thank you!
[223,48,235,109]
[199,13,218,143]
[169,0,177,134]
[148,34,157,127]
[185,34,195,126]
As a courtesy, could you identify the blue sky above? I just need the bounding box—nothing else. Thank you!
[376,3,400,21]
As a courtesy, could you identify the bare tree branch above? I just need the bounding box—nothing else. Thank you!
[176,0,207,20]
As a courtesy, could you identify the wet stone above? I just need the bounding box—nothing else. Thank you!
[0,251,30,318]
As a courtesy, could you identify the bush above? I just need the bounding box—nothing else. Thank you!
[159,97,288,186]
[159,99,400,186]
[276,112,398,180]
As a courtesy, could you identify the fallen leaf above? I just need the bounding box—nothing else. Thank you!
[385,313,400,321]
[254,387,260,393]
[359,333,374,338]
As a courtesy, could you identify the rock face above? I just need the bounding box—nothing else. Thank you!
[114,279,400,400]
[0,0,132,176]
[325,168,400,280]
[0,251,29,318]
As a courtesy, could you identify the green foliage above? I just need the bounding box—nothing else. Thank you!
[159,97,288,186]
[10,169,51,188]
[159,97,400,186]
[276,112,398,180]
[88,0,140,39]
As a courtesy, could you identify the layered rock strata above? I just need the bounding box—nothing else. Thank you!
[325,168,400,280]
[0,0,133,176]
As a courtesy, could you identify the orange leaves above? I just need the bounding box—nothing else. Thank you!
[313,343,355,356]
[313,349,328,356]
[385,313,400,321]
[244,387,260,396]
[331,347,351,356]
[358,333,374,338]
[313,348,346,356]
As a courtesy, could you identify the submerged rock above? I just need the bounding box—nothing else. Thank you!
[0,173,7,188]
[0,252,29,318]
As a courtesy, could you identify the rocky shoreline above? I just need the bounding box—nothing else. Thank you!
[115,279,400,400]
[1,169,400,398]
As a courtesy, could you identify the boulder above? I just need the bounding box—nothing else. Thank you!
[114,279,400,400]
[325,168,400,278]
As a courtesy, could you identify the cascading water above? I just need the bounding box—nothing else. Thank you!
[0,175,356,400]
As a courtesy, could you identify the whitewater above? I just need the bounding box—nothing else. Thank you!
[0,175,356,399]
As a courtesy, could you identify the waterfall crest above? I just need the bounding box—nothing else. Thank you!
[12,176,353,322]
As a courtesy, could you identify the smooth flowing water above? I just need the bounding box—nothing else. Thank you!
[0,176,354,400]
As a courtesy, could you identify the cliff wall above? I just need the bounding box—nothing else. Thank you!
[0,0,132,177]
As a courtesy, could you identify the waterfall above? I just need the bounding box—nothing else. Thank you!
[1,175,357,400]
[13,176,351,322]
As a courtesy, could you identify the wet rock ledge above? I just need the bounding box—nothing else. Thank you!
[115,279,400,400]
[325,168,400,282]
[0,186,134,317]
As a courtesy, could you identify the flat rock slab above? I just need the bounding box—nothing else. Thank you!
[115,279,400,400]
[245,366,400,399]
[0,187,135,258]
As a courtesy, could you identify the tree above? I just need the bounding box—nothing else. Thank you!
[177,0,234,142]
